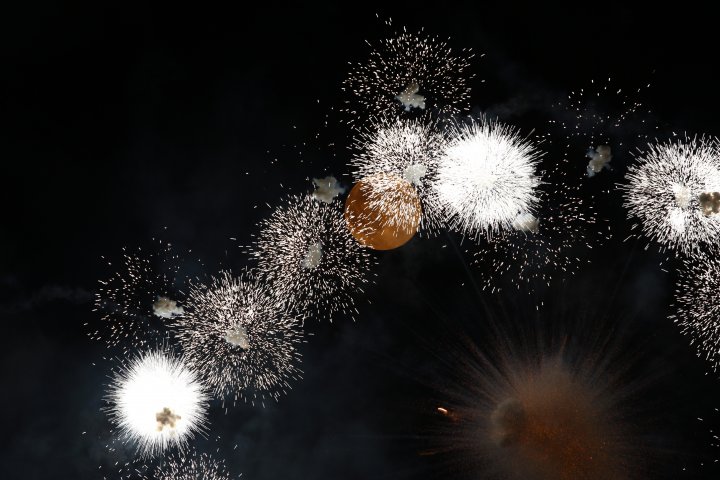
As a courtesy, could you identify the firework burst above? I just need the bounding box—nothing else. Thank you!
[251,194,376,321]
[343,26,474,127]
[176,271,304,407]
[91,239,192,351]
[105,348,209,457]
[623,135,720,259]
[671,256,720,371]
[431,116,543,240]
[151,451,232,480]
[350,117,446,233]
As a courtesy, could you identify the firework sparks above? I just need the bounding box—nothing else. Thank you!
[472,166,609,291]
[175,271,304,406]
[342,26,474,127]
[671,256,720,371]
[151,451,232,480]
[623,135,720,258]
[350,117,446,233]
[91,240,190,350]
[431,117,543,240]
[105,348,209,457]
[251,194,376,321]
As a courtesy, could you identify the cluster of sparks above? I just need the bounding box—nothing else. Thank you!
[671,256,720,371]
[251,194,377,322]
[473,168,609,290]
[176,271,304,406]
[84,19,720,480]
[342,25,474,128]
[623,136,720,259]
[91,241,187,351]
[150,451,231,480]
[351,117,446,233]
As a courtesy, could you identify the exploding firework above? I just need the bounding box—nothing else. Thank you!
[472,168,609,290]
[343,25,474,127]
[105,348,209,457]
[424,309,653,480]
[151,451,232,480]
[251,194,376,321]
[91,240,193,350]
[671,256,720,371]
[430,117,543,239]
[623,136,720,259]
[350,117,446,233]
[175,271,304,406]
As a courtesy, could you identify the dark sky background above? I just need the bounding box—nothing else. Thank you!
[4,2,720,479]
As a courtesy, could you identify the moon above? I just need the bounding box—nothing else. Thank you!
[344,173,422,250]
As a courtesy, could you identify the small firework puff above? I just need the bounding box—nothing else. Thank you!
[176,271,304,406]
[431,116,543,240]
[91,239,190,350]
[252,194,376,320]
[105,348,209,457]
[311,175,345,204]
[671,256,720,371]
[623,135,720,259]
[151,451,232,480]
[345,172,422,250]
[342,25,474,127]
[472,171,608,291]
[350,117,447,233]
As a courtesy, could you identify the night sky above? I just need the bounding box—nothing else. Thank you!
[4,3,720,479]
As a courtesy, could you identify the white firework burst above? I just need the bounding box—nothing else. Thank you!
[151,451,232,480]
[431,116,543,239]
[176,271,304,407]
[343,26,474,127]
[671,256,720,371]
[105,348,209,457]
[623,136,720,258]
[473,169,609,290]
[251,194,376,321]
[91,240,192,350]
[350,117,447,233]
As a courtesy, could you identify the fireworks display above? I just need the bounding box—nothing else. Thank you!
[35,11,718,480]
[175,271,304,406]
[431,117,543,240]
[350,117,446,233]
[105,348,209,457]
[91,240,189,351]
[623,136,720,258]
[151,451,232,480]
[251,194,376,321]
[671,256,720,371]
[343,26,474,127]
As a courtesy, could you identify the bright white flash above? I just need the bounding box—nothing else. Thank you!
[106,349,209,457]
[432,117,542,239]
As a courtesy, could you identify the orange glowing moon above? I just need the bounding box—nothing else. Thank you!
[344,173,422,250]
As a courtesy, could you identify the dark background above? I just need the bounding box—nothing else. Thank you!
[3,2,720,479]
